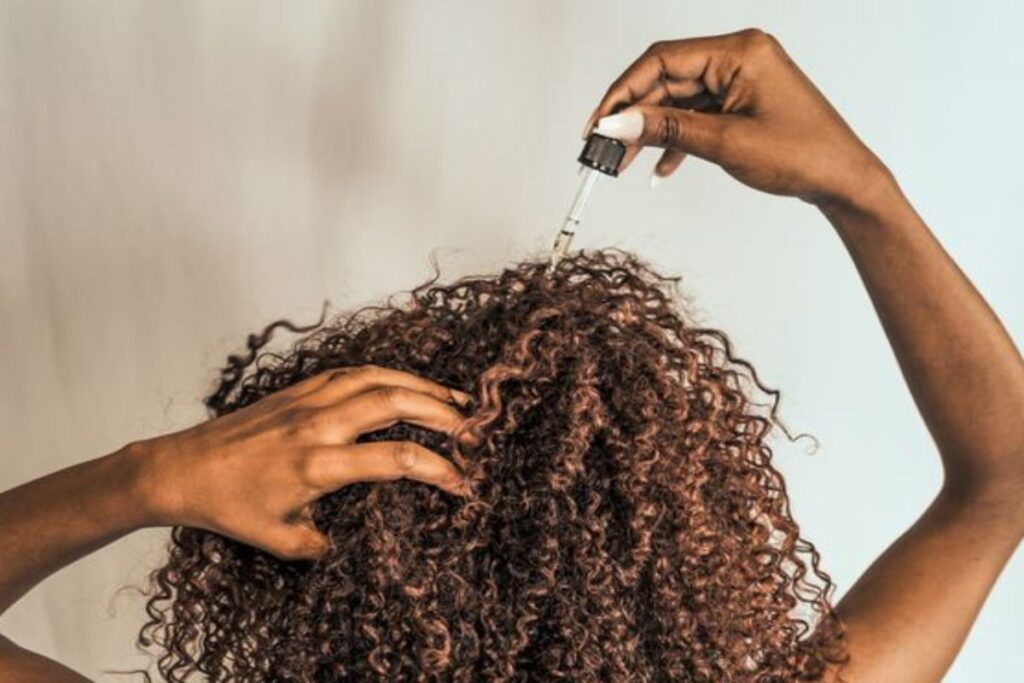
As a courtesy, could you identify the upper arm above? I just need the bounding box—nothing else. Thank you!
[0,635,92,683]
[821,483,1023,682]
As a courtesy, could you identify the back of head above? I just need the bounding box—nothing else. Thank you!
[141,249,847,681]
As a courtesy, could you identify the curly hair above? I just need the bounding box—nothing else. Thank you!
[138,249,849,682]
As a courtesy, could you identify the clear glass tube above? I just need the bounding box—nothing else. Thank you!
[550,166,600,268]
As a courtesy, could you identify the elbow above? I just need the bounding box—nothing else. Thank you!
[940,458,1024,538]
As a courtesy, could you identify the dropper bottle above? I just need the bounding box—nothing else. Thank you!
[549,133,627,267]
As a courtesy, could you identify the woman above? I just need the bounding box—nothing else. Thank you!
[1,29,1021,682]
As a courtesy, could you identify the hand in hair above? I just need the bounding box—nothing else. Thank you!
[135,366,476,560]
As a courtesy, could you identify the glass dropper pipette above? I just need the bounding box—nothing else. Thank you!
[549,133,627,269]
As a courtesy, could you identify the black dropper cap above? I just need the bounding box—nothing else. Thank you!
[578,133,627,177]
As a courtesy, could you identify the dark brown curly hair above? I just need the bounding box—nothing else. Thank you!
[138,249,848,682]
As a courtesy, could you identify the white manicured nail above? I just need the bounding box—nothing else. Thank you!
[595,109,644,142]
[649,172,664,189]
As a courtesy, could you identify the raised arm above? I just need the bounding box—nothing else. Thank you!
[587,28,1024,682]
[816,155,1024,683]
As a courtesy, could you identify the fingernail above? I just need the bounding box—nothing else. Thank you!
[581,114,597,139]
[451,390,472,407]
[595,109,644,142]
[649,172,664,190]
[458,425,483,448]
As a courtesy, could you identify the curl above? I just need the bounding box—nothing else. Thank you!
[139,249,848,681]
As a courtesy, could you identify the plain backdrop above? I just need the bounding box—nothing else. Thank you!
[1,1,1021,680]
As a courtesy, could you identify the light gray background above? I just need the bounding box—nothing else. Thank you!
[1,1,1021,680]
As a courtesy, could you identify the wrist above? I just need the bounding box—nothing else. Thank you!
[117,438,178,528]
[816,159,904,223]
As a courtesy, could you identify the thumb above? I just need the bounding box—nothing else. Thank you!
[594,106,736,162]
[263,521,329,561]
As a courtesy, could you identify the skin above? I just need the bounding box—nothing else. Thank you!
[1,27,1021,682]
[0,367,477,681]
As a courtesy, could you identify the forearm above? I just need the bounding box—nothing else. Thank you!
[0,444,157,680]
[0,445,155,613]
[821,170,1024,504]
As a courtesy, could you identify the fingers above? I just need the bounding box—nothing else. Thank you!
[261,521,329,561]
[245,439,473,561]
[304,441,471,498]
[595,105,740,163]
[653,149,688,182]
[584,36,725,135]
[588,128,694,183]
[634,78,708,110]
[295,365,471,409]
[316,386,477,446]
[622,144,686,177]
[584,77,707,139]
[617,144,643,173]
